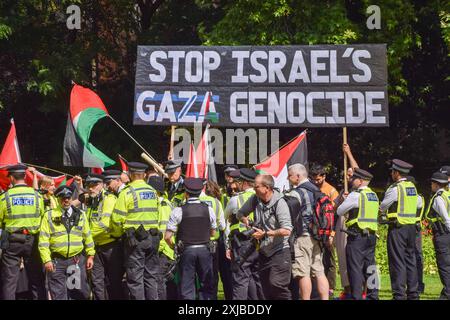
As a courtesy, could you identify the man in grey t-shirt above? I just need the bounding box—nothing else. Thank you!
[237,174,292,300]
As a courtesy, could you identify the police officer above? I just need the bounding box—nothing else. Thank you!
[39,185,95,300]
[221,165,239,208]
[165,177,217,300]
[425,172,450,299]
[336,168,379,300]
[225,168,264,300]
[199,181,227,300]
[147,176,177,300]
[165,159,185,207]
[380,159,423,300]
[0,164,46,300]
[110,162,161,300]
[87,172,124,300]
[104,169,127,195]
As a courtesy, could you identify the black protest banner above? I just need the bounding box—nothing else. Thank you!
[134,45,388,127]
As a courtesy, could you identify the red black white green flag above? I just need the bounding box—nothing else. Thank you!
[254,130,308,192]
[63,84,115,168]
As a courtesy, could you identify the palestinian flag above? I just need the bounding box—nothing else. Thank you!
[254,130,308,192]
[63,84,115,168]
[118,154,129,173]
[0,119,21,190]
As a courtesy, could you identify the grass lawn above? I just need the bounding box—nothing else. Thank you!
[217,274,444,300]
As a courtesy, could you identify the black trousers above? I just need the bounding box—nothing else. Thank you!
[124,236,160,300]
[346,231,378,300]
[218,232,233,300]
[258,248,292,300]
[387,224,419,300]
[231,240,264,300]
[415,229,425,293]
[47,254,90,300]
[157,253,178,300]
[432,231,450,299]
[1,235,46,300]
[91,241,125,300]
[178,246,214,300]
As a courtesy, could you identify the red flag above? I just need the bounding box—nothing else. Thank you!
[185,142,199,178]
[90,167,104,174]
[0,119,22,190]
[118,154,129,172]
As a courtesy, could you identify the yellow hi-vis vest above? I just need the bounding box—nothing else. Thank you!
[38,206,95,263]
[158,196,175,260]
[110,180,160,238]
[229,189,255,233]
[88,190,117,246]
[199,194,224,241]
[0,185,44,234]
[44,194,59,211]
[425,190,450,224]
[386,180,419,225]
[346,187,379,232]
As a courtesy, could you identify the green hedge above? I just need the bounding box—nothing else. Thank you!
[374,225,438,275]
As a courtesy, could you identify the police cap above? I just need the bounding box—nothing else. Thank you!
[240,168,257,182]
[127,162,148,173]
[352,168,373,181]
[55,185,73,198]
[85,173,104,184]
[147,176,165,194]
[184,177,204,195]
[440,166,450,177]
[103,170,121,182]
[224,165,239,174]
[390,159,413,174]
[164,159,182,173]
[7,164,27,175]
[431,172,448,184]
[228,169,241,179]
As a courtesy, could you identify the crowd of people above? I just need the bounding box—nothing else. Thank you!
[0,144,449,300]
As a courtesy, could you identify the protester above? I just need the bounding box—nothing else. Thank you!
[237,174,292,300]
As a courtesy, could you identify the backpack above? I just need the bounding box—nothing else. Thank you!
[296,184,336,245]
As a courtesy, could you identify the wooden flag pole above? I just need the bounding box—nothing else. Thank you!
[343,127,348,193]
[106,114,166,175]
[22,162,74,177]
[168,125,177,160]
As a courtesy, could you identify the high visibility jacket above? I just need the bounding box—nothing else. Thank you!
[386,180,419,225]
[167,179,185,208]
[110,180,160,238]
[220,192,229,210]
[346,187,379,232]
[229,189,255,233]
[158,196,175,260]
[38,206,95,264]
[44,194,59,211]
[199,194,223,241]
[0,185,44,235]
[425,190,450,224]
[87,190,117,246]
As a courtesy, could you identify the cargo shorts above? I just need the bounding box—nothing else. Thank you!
[292,234,325,278]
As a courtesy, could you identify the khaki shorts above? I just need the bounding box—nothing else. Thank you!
[292,234,325,278]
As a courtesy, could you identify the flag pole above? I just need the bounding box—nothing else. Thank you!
[343,127,348,193]
[22,162,73,177]
[106,114,166,175]
[168,125,177,160]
